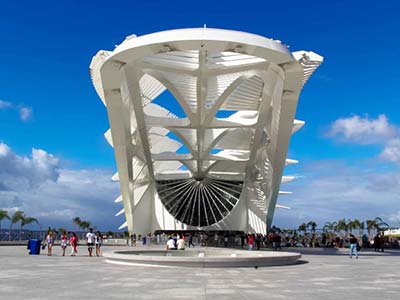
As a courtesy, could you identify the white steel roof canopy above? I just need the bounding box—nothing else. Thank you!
[90,28,322,234]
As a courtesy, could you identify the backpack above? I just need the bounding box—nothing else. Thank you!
[356,242,361,251]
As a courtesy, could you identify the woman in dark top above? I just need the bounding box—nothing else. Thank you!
[349,234,359,259]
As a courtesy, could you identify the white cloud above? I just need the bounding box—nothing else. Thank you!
[327,114,400,164]
[19,106,33,121]
[0,142,121,230]
[387,210,400,226]
[329,114,397,144]
[0,100,12,109]
[380,138,400,163]
[274,160,400,228]
[0,100,33,121]
[0,143,59,191]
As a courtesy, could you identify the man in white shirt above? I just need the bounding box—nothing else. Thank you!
[86,228,96,257]
[166,237,176,250]
[177,237,186,250]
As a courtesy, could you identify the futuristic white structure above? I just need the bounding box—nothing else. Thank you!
[90,28,322,234]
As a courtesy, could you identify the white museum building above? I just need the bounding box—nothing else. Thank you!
[90,28,322,234]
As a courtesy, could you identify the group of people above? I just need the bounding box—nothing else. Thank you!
[165,234,196,250]
[44,228,102,257]
[373,233,387,252]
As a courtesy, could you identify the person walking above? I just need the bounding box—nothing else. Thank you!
[60,231,68,256]
[349,234,359,259]
[70,232,78,256]
[255,234,261,250]
[223,235,228,247]
[380,232,385,252]
[240,234,245,248]
[374,234,381,252]
[188,234,195,248]
[131,233,137,247]
[204,233,209,247]
[248,234,255,251]
[142,234,146,246]
[95,231,102,257]
[86,228,96,257]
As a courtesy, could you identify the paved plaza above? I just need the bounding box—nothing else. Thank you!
[1,246,399,299]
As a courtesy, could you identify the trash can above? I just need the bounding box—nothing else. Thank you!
[27,239,41,255]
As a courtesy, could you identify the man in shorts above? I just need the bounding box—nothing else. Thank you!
[86,228,96,257]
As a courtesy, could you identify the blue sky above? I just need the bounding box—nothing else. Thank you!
[1,0,400,231]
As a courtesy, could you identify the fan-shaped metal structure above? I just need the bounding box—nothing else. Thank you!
[90,28,323,234]
[157,178,243,227]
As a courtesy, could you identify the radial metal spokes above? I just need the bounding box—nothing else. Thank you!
[156,178,243,227]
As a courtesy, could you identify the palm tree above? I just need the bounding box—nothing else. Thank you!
[80,221,91,231]
[9,211,24,241]
[0,210,10,238]
[352,219,363,235]
[20,215,38,240]
[335,219,348,236]
[323,221,337,233]
[307,221,317,234]
[79,221,91,238]
[347,219,357,234]
[358,220,365,236]
[298,223,307,235]
[72,217,82,231]
[366,219,377,238]
[374,217,389,231]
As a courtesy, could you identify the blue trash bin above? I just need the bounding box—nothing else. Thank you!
[27,239,41,255]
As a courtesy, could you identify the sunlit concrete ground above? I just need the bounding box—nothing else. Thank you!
[1,245,399,300]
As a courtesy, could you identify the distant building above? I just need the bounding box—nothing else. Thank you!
[384,229,400,235]
[90,28,322,234]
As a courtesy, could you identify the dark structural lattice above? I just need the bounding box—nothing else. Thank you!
[156,178,243,227]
